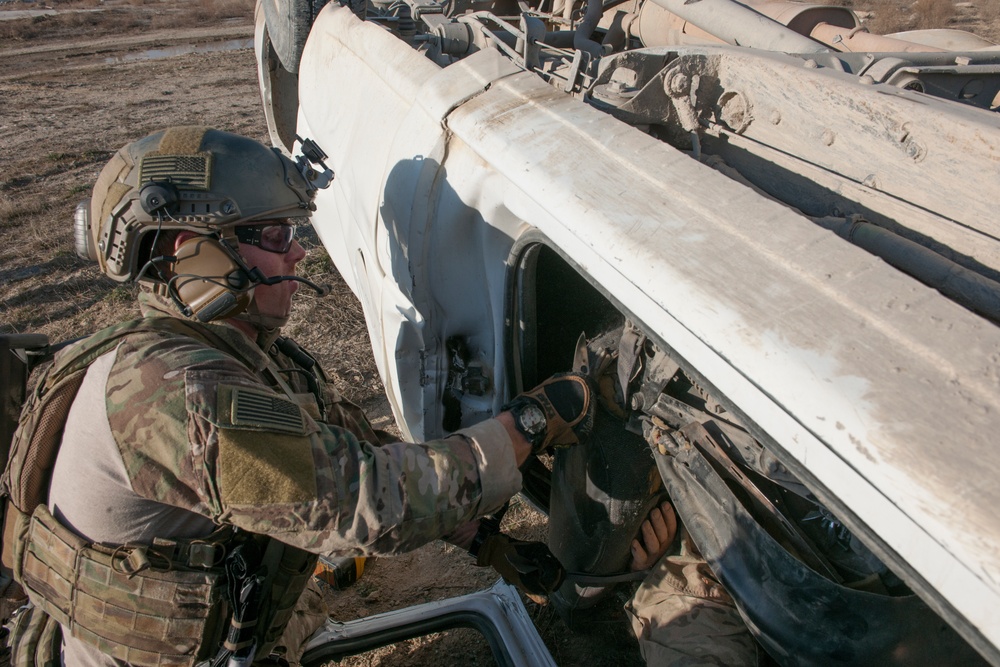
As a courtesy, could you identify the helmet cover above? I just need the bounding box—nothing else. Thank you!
[86,126,316,284]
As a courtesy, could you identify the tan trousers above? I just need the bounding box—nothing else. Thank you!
[625,529,757,667]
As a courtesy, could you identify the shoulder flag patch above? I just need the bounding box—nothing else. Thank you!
[231,387,305,434]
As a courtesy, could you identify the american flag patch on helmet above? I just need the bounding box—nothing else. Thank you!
[139,154,212,189]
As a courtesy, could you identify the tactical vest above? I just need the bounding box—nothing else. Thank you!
[0,316,326,666]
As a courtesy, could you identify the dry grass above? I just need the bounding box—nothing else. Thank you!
[912,0,955,29]
[0,9,141,41]
[190,0,252,20]
[698,0,996,38]
[0,198,46,230]
[49,0,107,7]
[819,0,966,35]
[0,0,252,43]
[974,0,1000,41]
[980,0,1000,21]
[863,0,911,35]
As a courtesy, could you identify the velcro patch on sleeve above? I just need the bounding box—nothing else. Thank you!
[228,386,305,434]
[218,429,318,505]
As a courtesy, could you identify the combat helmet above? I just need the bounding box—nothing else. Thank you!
[74,126,332,322]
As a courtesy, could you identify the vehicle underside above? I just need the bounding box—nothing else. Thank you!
[257,0,1000,664]
[512,243,986,665]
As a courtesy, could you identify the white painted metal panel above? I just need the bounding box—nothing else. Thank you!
[299,8,524,439]
[443,72,1000,652]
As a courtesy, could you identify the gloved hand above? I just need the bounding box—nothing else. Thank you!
[475,533,566,599]
[504,373,596,455]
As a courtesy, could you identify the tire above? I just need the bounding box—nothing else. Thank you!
[255,3,300,154]
[260,0,328,74]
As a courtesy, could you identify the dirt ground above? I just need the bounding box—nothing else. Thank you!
[0,0,996,665]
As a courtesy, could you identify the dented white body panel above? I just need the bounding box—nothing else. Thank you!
[292,5,1000,660]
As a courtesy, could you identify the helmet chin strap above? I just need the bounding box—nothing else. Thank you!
[232,299,290,335]
[148,281,286,346]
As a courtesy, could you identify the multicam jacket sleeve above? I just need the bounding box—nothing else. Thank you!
[103,327,521,556]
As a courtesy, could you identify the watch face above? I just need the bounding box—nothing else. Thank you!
[519,404,546,435]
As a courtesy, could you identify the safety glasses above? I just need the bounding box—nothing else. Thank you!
[234,222,296,254]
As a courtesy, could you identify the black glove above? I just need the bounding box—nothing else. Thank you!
[504,373,596,454]
[475,533,566,597]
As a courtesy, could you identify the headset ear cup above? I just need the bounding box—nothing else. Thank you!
[173,237,253,322]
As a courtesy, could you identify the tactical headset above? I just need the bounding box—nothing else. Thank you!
[74,129,333,323]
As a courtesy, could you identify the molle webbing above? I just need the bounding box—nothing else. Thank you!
[20,505,229,667]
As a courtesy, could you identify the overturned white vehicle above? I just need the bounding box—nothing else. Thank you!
[255,0,1000,663]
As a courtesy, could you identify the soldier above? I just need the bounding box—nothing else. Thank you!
[1,127,596,666]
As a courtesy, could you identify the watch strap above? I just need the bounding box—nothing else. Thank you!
[468,502,509,558]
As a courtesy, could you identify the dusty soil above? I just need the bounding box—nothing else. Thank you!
[0,0,996,665]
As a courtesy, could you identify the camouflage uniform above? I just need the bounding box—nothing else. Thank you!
[47,292,521,665]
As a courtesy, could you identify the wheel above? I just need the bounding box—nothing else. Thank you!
[255,0,301,153]
[259,0,328,74]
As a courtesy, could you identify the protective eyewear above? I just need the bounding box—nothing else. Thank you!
[234,222,297,254]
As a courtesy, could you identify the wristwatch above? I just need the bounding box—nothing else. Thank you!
[504,396,547,451]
